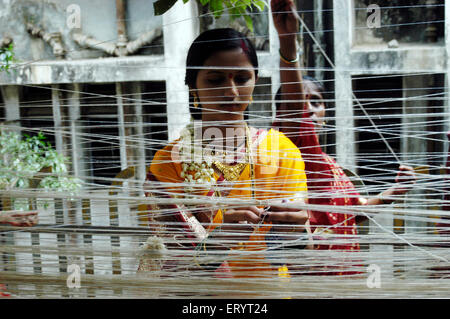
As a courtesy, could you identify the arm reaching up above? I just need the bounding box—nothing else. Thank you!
[271,0,305,139]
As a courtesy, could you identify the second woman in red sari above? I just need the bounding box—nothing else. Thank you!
[271,0,416,256]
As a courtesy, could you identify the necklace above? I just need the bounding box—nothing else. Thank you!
[178,124,215,194]
[213,160,247,182]
[213,125,254,220]
[213,125,251,182]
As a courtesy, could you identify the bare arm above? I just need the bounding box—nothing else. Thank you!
[0,211,38,227]
[272,0,305,137]
[356,165,416,224]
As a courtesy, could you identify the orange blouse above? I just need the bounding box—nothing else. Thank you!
[149,128,307,277]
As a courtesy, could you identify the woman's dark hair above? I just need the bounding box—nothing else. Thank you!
[302,75,325,97]
[185,28,259,120]
[275,75,325,111]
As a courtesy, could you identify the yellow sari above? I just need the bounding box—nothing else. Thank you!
[149,127,307,278]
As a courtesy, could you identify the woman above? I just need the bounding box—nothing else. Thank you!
[144,24,309,278]
[275,77,416,253]
[271,0,416,254]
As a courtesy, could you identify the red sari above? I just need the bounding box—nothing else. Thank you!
[273,112,360,252]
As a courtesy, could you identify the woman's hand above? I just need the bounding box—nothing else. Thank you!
[0,211,38,227]
[223,206,263,224]
[217,206,264,243]
[364,164,417,209]
[271,0,299,40]
[272,0,299,62]
[271,0,304,136]
[264,205,311,249]
[264,205,309,232]
[393,165,416,195]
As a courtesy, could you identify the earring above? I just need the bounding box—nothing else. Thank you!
[249,96,253,104]
[193,94,199,108]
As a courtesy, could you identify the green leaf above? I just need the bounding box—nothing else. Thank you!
[153,0,178,16]
[0,130,81,200]
[253,0,265,11]
[210,0,224,18]
[243,13,254,32]
[0,42,15,73]
[229,6,239,19]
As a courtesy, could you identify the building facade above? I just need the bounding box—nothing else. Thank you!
[0,0,449,290]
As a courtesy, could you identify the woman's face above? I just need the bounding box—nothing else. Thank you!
[304,80,326,127]
[193,48,257,124]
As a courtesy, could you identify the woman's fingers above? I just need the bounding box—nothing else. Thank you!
[28,214,39,226]
[223,207,263,224]
[271,0,298,33]
[396,165,416,182]
[392,165,416,195]
[220,205,309,244]
[395,165,417,185]
[1,211,38,227]
[219,208,261,242]
[222,205,309,234]
[265,210,308,224]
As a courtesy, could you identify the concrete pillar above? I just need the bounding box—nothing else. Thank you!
[65,83,86,274]
[333,0,393,279]
[333,0,356,170]
[130,82,146,184]
[163,0,199,141]
[0,85,23,276]
[402,75,430,231]
[313,0,326,82]
[445,0,450,160]
[400,75,436,278]
[0,85,20,120]
[51,84,72,277]
[116,82,144,180]
[268,3,280,122]
[116,82,128,170]
[402,76,429,166]
[68,83,89,182]
[0,85,21,133]
[51,85,65,155]
[67,83,88,222]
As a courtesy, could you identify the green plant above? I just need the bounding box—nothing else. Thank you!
[0,131,81,210]
[0,43,15,73]
[154,0,266,32]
